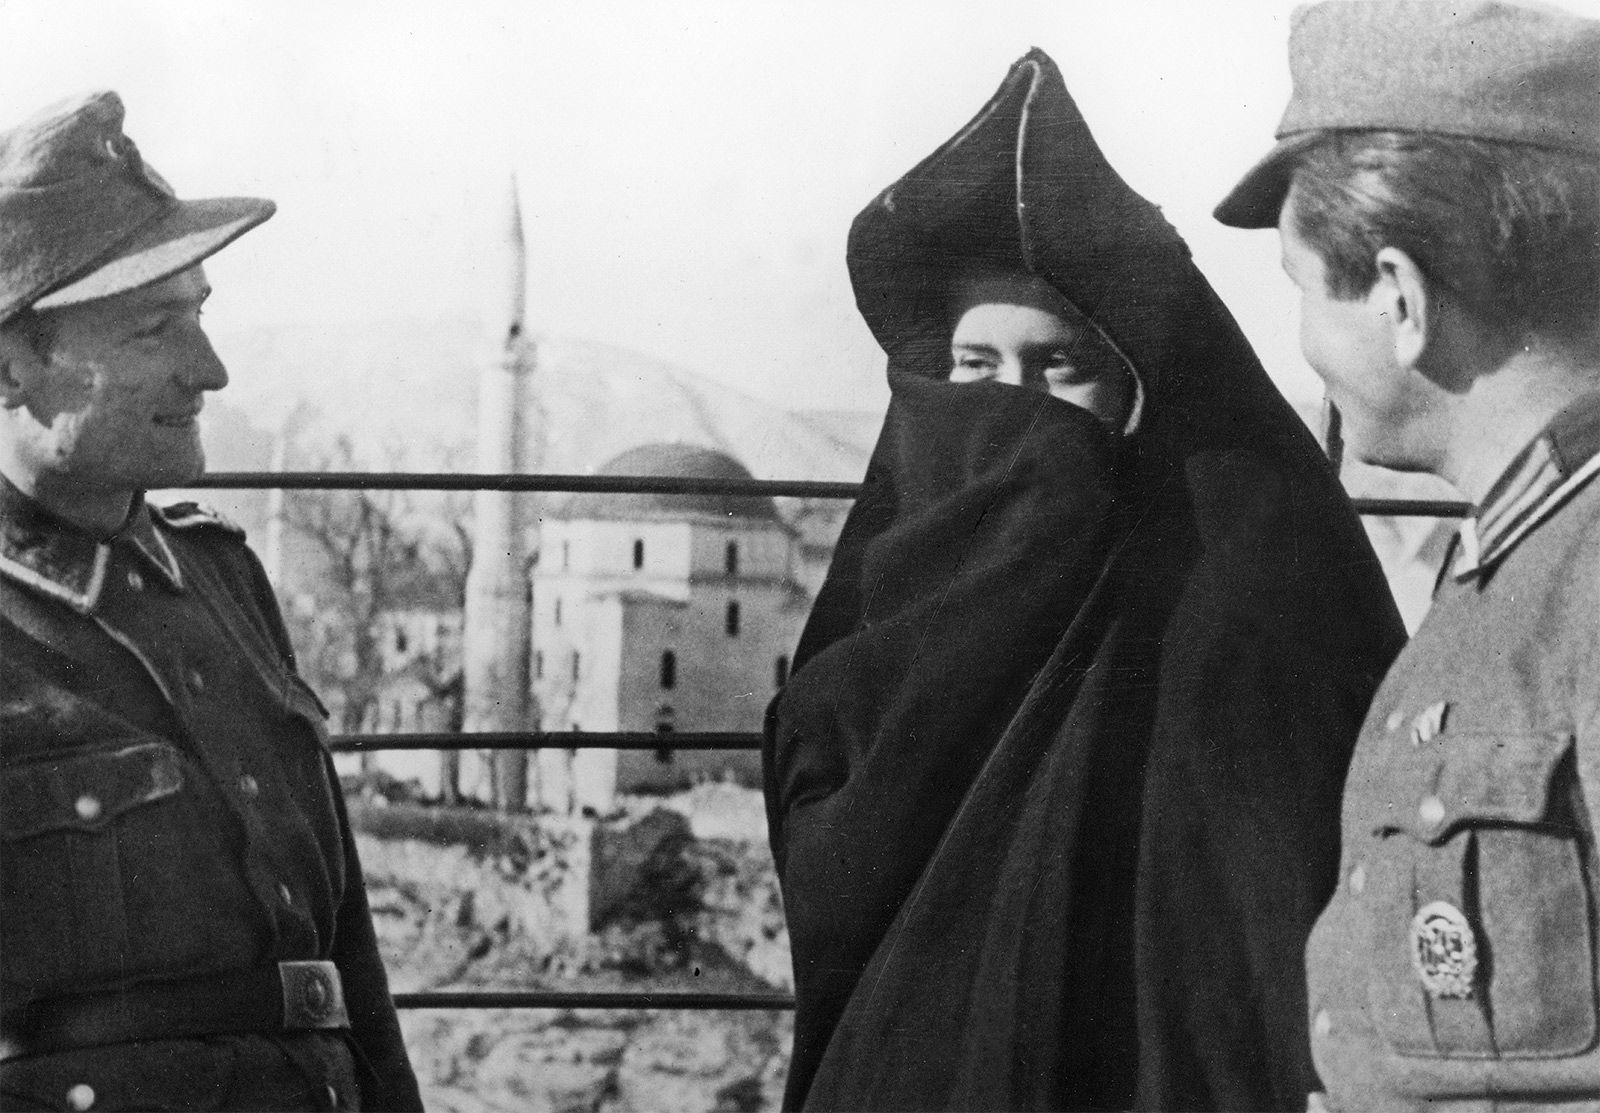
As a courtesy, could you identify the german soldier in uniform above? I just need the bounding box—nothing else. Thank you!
[0,93,423,1111]
[1217,2,1600,1109]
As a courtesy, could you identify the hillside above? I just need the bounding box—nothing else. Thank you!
[201,317,880,479]
[186,318,881,538]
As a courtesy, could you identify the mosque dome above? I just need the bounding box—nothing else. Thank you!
[556,443,783,524]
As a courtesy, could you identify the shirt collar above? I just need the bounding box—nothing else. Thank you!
[1452,390,1600,582]
[0,479,183,613]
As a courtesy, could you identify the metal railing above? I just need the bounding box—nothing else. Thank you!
[193,470,1471,519]
[195,469,1469,1013]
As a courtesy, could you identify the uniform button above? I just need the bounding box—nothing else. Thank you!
[1313,1010,1333,1038]
[74,795,102,823]
[1384,709,1406,732]
[238,774,260,800]
[1419,795,1446,826]
[1349,863,1366,895]
[126,569,144,591]
[66,1083,95,1110]
[278,882,294,906]
[186,668,206,696]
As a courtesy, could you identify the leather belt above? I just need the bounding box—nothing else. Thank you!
[0,961,349,1062]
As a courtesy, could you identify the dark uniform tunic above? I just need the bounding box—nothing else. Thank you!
[0,480,422,1112]
[1307,390,1600,1111]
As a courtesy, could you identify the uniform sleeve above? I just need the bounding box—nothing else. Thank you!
[328,757,425,1112]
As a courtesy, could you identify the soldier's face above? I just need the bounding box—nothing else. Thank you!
[1278,190,1434,470]
[15,266,226,503]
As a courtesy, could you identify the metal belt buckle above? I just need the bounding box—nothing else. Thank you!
[279,961,350,1030]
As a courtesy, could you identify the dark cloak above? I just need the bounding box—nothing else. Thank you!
[762,50,1408,1112]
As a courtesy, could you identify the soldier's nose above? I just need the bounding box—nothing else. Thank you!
[181,337,229,392]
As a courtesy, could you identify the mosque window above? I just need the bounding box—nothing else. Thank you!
[535,650,544,679]
[572,651,581,682]
[725,540,739,577]
[660,650,677,690]
[726,600,741,637]
[562,540,570,570]
[554,597,562,626]
[775,655,789,687]
[633,539,645,569]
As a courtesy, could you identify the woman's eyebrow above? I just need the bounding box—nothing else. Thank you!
[951,342,1000,354]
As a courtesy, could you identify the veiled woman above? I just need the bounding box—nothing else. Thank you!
[763,50,1407,1112]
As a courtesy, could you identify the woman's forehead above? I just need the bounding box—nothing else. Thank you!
[951,302,1079,346]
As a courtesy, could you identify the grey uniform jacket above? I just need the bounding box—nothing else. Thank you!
[1307,392,1600,1111]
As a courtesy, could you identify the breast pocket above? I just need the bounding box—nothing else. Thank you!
[1366,731,1595,1060]
[0,741,185,995]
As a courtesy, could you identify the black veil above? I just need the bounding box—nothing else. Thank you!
[765,50,1406,1111]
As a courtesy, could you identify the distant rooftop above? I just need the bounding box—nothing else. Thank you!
[556,443,783,525]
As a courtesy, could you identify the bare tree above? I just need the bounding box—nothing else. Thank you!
[280,429,471,795]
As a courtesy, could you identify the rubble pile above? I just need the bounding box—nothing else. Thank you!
[351,786,793,1113]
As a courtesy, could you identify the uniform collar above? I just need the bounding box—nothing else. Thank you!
[0,478,183,613]
[1452,389,1600,582]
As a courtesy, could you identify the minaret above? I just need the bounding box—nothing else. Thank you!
[462,175,537,811]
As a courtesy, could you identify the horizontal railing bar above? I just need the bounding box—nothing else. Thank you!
[191,471,861,499]
[1351,497,1470,518]
[184,472,1471,517]
[392,990,795,1011]
[330,731,761,753]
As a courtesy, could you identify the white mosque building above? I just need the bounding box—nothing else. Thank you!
[529,443,812,812]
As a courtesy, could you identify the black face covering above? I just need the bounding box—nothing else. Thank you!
[765,49,1407,1113]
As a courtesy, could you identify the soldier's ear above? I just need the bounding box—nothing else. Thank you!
[0,324,47,410]
[1372,246,1432,372]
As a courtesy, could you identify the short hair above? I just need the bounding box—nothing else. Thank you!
[0,307,57,355]
[1287,131,1600,343]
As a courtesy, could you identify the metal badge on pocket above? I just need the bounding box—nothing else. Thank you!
[1410,900,1478,998]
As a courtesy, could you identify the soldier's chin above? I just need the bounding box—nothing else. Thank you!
[152,446,207,490]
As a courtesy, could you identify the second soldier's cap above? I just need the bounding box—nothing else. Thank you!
[1215,0,1600,229]
[0,90,275,323]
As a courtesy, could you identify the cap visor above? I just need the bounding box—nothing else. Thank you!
[34,195,275,310]
[1213,133,1322,229]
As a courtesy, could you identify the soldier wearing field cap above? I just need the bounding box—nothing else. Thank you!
[0,93,422,1111]
[1217,2,1600,1110]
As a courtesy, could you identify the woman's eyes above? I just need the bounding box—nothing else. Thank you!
[950,355,998,380]
[1042,356,1088,383]
[950,351,1095,388]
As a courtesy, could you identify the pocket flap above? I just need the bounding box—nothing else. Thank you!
[1,741,185,840]
[1377,731,1573,845]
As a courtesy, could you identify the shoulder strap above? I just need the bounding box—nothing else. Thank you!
[156,501,246,537]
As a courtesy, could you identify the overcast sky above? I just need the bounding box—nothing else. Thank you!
[5,0,1598,416]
